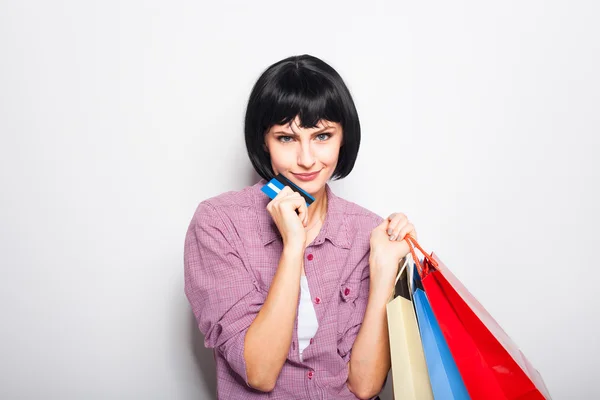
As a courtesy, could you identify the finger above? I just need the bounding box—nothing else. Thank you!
[292,196,309,227]
[391,219,410,241]
[397,223,415,242]
[387,213,407,233]
[284,186,300,197]
[389,224,407,241]
[271,187,298,208]
[281,195,308,225]
[278,192,302,209]
[387,213,408,237]
[386,213,401,228]
[296,200,308,227]
[274,186,294,199]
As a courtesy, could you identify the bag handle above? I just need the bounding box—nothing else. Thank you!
[404,234,439,276]
[394,257,409,287]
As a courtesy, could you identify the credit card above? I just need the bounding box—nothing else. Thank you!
[261,173,315,207]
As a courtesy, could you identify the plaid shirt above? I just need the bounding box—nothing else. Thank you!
[184,179,384,399]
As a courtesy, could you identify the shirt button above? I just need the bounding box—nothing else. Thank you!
[344,287,351,296]
[307,254,314,261]
[307,371,314,379]
[314,297,321,304]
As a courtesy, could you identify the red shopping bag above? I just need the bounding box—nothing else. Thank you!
[406,235,552,400]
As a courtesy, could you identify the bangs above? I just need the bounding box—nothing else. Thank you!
[260,67,343,131]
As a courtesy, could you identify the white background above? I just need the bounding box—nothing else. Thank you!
[1,1,598,399]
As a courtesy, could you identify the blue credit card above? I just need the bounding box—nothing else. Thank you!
[261,174,315,207]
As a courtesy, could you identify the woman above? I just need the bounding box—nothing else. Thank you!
[184,54,417,399]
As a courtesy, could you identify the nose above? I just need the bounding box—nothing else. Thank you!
[297,141,316,169]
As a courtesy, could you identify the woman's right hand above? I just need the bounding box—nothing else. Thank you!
[266,186,308,249]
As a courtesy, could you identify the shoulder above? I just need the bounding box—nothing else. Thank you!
[190,184,258,228]
[344,199,384,225]
[335,195,384,239]
[202,183,256,209]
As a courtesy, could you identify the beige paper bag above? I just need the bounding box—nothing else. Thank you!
[386,259,433,400]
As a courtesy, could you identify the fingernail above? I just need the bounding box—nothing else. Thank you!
[387,229,393,235]
[389,235,396,241]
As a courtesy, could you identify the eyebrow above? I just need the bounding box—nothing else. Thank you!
[272,126,335,135]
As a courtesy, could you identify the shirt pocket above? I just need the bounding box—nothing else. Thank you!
[337,279,361,337]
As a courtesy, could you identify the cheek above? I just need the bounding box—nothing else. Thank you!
[316,145,341,165]
[267,145,294,170]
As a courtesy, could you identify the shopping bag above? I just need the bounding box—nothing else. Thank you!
[411,262,471,400]
[406,235,552,400]
[386,259,433,400]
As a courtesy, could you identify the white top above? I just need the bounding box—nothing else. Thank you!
[298,275,319,362]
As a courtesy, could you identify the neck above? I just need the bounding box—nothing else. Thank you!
[307,185,328,227]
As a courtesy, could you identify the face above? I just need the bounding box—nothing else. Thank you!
[264,116,343,195]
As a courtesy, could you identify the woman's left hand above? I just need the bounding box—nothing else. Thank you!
[369,213,417,296]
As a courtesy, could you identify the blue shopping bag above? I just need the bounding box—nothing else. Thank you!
[412,264,471,400]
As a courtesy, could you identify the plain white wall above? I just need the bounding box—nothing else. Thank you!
[1,0,598,399]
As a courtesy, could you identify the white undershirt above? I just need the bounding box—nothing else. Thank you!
[298,275,319,362]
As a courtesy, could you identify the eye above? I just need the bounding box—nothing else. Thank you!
[277,135,294,143]
[316,133,332,141]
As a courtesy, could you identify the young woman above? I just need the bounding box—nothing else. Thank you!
[184,54,417,399]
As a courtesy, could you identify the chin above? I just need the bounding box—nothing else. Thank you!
[295,178,327,195]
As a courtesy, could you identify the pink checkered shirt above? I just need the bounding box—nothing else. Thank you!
[184,179,385,399]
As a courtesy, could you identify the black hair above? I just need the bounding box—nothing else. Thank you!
[244,54,361,181]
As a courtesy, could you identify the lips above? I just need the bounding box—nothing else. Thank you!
[295,172,319,177]
[292,170,321,181]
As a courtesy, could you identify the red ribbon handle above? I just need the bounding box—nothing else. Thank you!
[404,234,438,276]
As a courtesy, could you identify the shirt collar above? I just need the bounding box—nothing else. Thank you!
[252,178,351,249]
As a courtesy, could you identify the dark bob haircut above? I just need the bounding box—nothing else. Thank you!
[244,54,361,181]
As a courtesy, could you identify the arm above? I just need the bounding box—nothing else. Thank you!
[245,185,310,390]
[244,243,304,391]
[346,255,394,399]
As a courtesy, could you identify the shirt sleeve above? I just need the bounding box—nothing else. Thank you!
[337,252,371,364]
[184,201,265,387]
[338,255,389,400]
